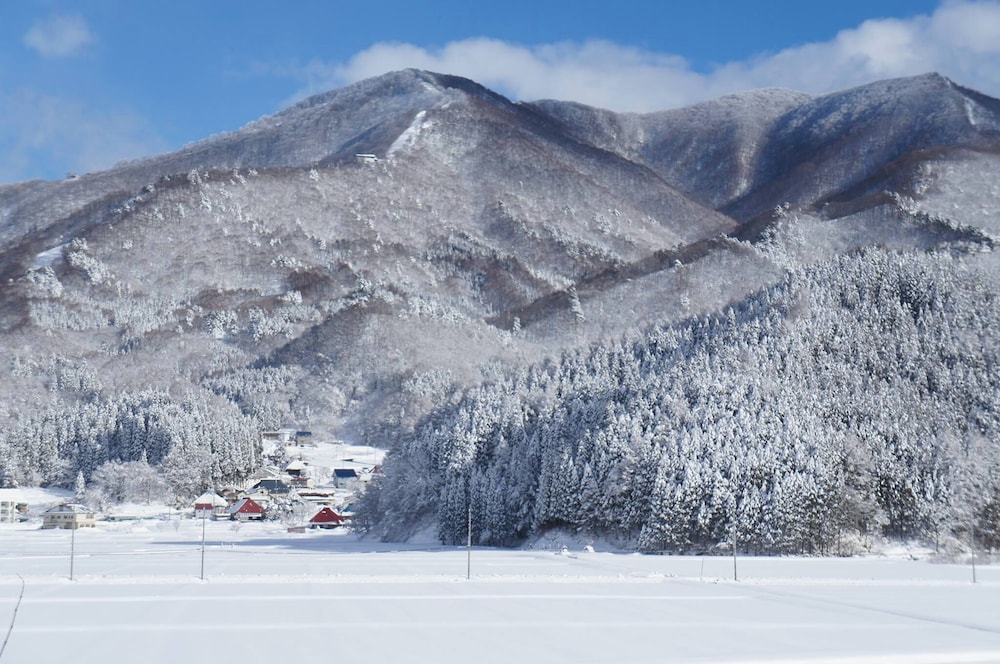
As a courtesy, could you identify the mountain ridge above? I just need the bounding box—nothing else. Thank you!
[1,70,998,518]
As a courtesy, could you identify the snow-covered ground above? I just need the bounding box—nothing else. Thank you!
[269,438,384,486]
[1,519,998,663]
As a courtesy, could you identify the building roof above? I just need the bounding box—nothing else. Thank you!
[252,478,291,494]
[230,497,265,514]
[333,468,359,479]
[309,507,344,524]
[250,465,282,481]
[44,503,94,515]
[193,492,228,508]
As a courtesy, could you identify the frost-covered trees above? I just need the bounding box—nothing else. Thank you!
[360,248,1000,553]
[0,389,261,501]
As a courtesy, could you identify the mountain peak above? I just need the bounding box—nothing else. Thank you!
[273,69,508,119]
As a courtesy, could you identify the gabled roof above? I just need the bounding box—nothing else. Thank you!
[252,478,291,493]
[333,468,359,479]
[230,497,265,514]
[309,507,344,524]
[44,503,94,515]
[193,491,228,508]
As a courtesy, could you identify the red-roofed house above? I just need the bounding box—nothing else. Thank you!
[229,497,266,521]
[309,506,344,529]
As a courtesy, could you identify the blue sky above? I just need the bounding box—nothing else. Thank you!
[2,0,999,184]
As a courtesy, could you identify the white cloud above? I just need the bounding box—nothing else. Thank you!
[0,90,168,183]
[24,14,95,58]
[289,0,1000,111]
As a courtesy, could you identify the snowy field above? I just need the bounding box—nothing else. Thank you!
[1,520,999,664]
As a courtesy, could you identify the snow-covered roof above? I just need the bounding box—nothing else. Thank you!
[44,503,94,515]
[193,492,228,508]
[252,478,291,493]
[250,465,282,480]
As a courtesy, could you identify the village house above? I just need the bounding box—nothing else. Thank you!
[309,506,344,529]
[295,488,338,505]
[41,503,97,529]
[0,490,30,523]
[284,459,315,489]
[261,429,296,446]
[193,491,230,519]
[332,468,360,489]
[229,496,266,521]
[284,459,307,478]
[261,429,313,448]
[244,488,273,509]
[1,499,24,523]
[250,478,292,495]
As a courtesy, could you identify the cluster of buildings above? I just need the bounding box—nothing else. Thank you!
[192,483,348,529]
[0,430,379,531]
[2,500,99,530]
[186,432,377,527]
[192,489,346,528]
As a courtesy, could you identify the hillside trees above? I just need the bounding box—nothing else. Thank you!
[0,387,261,500]
[360,247,1000,553]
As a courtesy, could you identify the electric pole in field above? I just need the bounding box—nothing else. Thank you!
[732,526,738,582]
[730,493,739,583]
[970,522,977,584]
[200,511,207,581]
[69,526,76,581]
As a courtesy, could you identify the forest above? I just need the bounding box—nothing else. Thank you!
[0,381,261,505]
[358,246,1000,554]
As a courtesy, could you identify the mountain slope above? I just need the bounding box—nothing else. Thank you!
[533,73,1000,229]
[0,70,998,516]
[724,73,1000,222]
[532,87,811,209]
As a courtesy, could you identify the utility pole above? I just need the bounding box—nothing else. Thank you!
[466,504,472,580]
[200,511,207,581]
[732,527,738,583]
[970,522,977,584]
[730,492,739,583]
[69,526,76,581]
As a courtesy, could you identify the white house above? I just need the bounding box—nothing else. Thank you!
[41,503,97,529]
[261,430,313,448]
[333,468,360,489]
[1,500,21,523]
[193,491,230,519]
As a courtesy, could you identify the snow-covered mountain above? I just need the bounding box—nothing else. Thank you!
[1,71,998,550]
